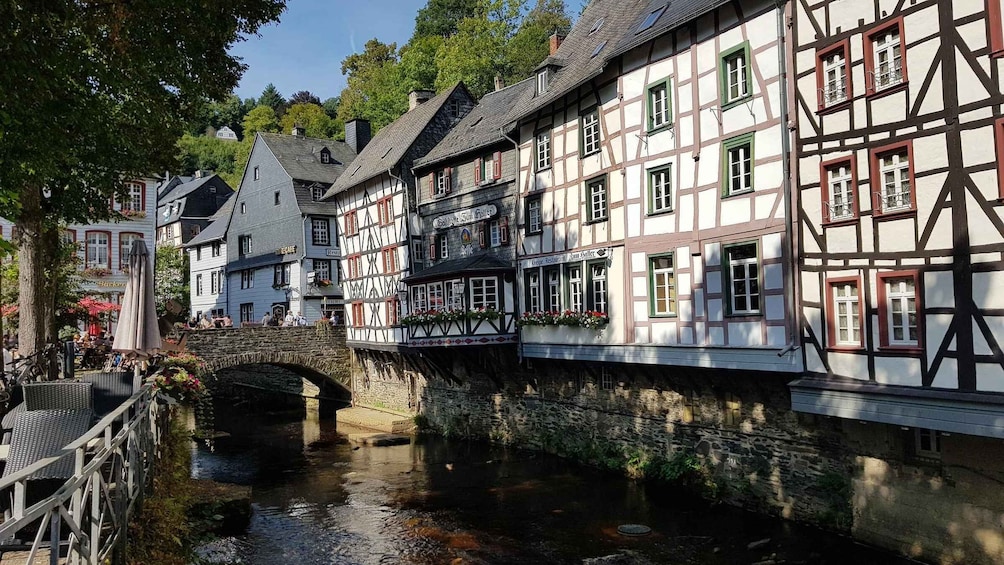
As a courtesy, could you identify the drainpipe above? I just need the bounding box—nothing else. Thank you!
[775,0,801,363]
[500,126,523,363]
[387,167,411,345]
[298,213,309,315]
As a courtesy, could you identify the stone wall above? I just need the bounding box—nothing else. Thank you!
[184,325,351,390]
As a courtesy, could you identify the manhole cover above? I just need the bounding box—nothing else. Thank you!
[617,524,652,536]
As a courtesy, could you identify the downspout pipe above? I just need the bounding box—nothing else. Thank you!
[388,167,411,344]
[500,126,523,363]
[776,0,801,362]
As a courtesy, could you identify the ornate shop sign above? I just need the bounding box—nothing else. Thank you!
[520,247,610,269]
[432,203,497,229]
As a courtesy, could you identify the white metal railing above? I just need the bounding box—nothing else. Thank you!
[0,386,165,565]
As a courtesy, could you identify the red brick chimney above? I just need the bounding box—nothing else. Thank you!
[549,32,565,56]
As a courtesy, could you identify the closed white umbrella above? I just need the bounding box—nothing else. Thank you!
[112,239,161,391]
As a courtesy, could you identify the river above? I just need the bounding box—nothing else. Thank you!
[190,402,917,565]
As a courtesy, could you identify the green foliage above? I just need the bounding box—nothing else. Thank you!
[642,452,719,497]
[321,97,341,119]
[155,245,190,318]
[435,0,524,99]
[280,103,340,139]
[415,0,479,38]
[258,82,286,114]
[399,35,446,92]
[815,471,853,531]
[413,413,432,431]
[176,134,242,178]
[242,105,281,137]
[220,138,254,189]
[289,90,322,106]
[337,39,410,132]
[507,0,572,80]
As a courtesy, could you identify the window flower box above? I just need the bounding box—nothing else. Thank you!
[517,310,609,330]
[467,307,500,321]
[82,267,112,278]
[120,209,146,219]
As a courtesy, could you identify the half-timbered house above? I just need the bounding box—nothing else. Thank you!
[789,1,1004,560]
[326,86,475,351]
[405,78,533,349]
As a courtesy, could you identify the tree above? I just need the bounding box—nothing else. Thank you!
[399,35,445,92]
[322,97,341,120]
[280,104,335,139]
[243,105,281,137]
[415,0,479,38]
[176,134,242,177]
[289,90,322,106]
[154,246,190,318]
[506,0,571,81]
[435,0,524,98]
[337,39,409,132]
[0,0,285,359]
[258,83,286,114]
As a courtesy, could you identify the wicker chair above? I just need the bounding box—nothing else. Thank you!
[79,372,132,417]
[2,409,94,480]
[22,382,93,412]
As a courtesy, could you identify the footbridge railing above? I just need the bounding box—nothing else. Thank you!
[0,386,166,565]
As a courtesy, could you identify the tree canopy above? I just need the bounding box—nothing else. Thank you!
[258,83,287,114]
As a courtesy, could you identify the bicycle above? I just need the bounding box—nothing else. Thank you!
[0,342,63,406]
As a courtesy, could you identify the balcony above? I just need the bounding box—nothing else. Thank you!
[404,309,517,347]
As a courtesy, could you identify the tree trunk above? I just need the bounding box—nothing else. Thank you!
[17,186,46,364]
[42,226,60,379]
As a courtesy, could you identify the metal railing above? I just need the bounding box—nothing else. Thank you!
[0,386,165,565]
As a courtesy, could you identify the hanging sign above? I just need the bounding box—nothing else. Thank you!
[520,247,610,269]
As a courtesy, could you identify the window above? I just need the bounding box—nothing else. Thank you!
[313,259,331,283]
[428,281,445,310]
[273,263,291,287]
[351,302,364,328]
[637,6,665,33]
[723,393,741,427]
[432,169,452,197]
[470,277,499,310]
[487,219,509,248]
[411,286,428,312]
[382,247,398,273]
[600,367,614,390]
[212,308,224,318]
[241,269,254,289]
[590,40,607,58]
[865,20,905,94]
[871,141,915,215]
[345,210,359,236]
[240,202,247,214]
[822,158,858,223]
[312,185,325,201]
[526,271,541,312]
[119,233,141,270]
[589,263,607,313]
[438,233,449,260]
[377,196,394,225]
[85,231,110,269]
[210,270,220,294]
[567,264,584,311]
[649,254,676,316]
[915,428,942,460]
[721,43,751,105]
[412,240,425,263]
[347,255,362,279]
[195,274,203,296]
[649,165,672,213]
[647,77,672,131]
[476,151,502,184]
[253,166,260,181]
[535,131,551,170]
[587,176,607,222]
[240,303,254,325]
[878,271,921,348]
[386,298,400,326]
[526,195,543,234]
[274,191,281,206]
[722,134,754,196]
[724,243,760,315]
[196,246,203,262]
[60,230,76,246]
[580,108,600,156]
[536,69,549,95]
[589,18,604,34]
[212,242,221,257]
[817,42,850,109]
[311,218,330,246]
[991,0,1004,56]
[546,268,561,310]
[828,278,862,348]
[239,235,252,256]
[320,150,330,164]
[121,182,144,212]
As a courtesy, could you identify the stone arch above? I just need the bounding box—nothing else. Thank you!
[204,351,351,392]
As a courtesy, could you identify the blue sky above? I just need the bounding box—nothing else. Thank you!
[230,0,427,103]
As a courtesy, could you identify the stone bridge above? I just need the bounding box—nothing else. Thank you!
[182,325,351,391]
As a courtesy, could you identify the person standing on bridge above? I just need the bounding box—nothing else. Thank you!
[261,312,272,326]
[283,311,295,327]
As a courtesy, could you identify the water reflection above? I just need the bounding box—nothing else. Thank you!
[191,403,915,565]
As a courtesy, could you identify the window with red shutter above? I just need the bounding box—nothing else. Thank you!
[493,151,502,179]
[445,167,452,193]
[429,239,437,260]
[429,173,435,198]
[479,222,487,248]
[475,158,482,184]
[501,216,510,245]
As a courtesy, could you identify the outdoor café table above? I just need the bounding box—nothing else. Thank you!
[2,409,94,481]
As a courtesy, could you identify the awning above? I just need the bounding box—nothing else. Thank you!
[402,254,514,284]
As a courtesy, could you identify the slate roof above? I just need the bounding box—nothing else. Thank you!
[258,133,357,185]
[326,83,470,198]
[607,0,734,59]
[158,174,218,204]
[184,197,235,247]
[402,254,513,283]
[414,77,535,170]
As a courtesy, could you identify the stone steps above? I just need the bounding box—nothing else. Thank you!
[336,406,414,434]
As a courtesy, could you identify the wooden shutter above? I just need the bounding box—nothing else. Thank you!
[474,158,482,184]
[493,151,502,179]
[429,173,435,198]
[429,237,437,260]
[479,222,487,248]
[445,167,453,193]
[501,216,510,245]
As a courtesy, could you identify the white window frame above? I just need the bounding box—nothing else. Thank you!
[649,82,670,129]
[590,263,607,313]
[241,269,254,289]
[119,233,140,269]
[649,166,672,213]
[725,50,749,102]
[470,277,499,310]
[210,270,219,294]
[240,235,252,255]
[527,196,543,234]
[438,234,449,260]
[822,49,848,106]
[123,182,143,212]
[727,142,753,195]
[240,303,254,324]
[527,271,541,312]
[447,279,465,310]
[535,131,551,170]
[428,281,445,311]
[873,28,903,90]
[581,109,600,155]
[312,185,325,201]
[411,286,428,312]
[879,150,911,212]
[588,177,607,222]
[435,170,448,196]
[886,277,918,346]
[726,244,760,315]
[832,281,861,346]
[195,274,203,296]
[311,218,330,246]
[536,69,548,95]
[827,164,855,220]
[547,269,561,311]
[650,255,676,316]
[567,264,584,312]
[313,259,331,282]
[489,220,502,248]
[86,232,109,269]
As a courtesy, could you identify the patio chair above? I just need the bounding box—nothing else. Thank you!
[79,372,132,417]
[22,382,93,412]
[1,403,25,444]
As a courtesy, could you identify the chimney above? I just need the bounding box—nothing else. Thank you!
[549,32,565,55]
[494,75,505,92]
[345,119,371,154]
[408,89,435,111]
[291,123,305,138]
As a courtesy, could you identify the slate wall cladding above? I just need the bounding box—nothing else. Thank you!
[185,326,351,389]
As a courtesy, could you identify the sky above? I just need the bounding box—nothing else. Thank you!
[230,0,428,103]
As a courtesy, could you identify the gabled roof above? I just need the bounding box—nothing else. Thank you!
[401,254,513,283]
[506,0,653,123]
[183,197,235,248]
[607,0,733,60]
[258,133,357,185]
[414,78,535,170]
[158,174,222,205]
[326,83,472,197]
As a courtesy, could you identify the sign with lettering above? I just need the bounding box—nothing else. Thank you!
[325,248,339,257]
[520,247,610,269]
[432,204,497,229]
[95,281,127,288]
[276,245,297,255]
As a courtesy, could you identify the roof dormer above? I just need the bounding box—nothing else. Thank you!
[534,57,564,96]
[320,147,331,164]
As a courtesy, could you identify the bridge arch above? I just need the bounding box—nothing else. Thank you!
[204,351,351,391]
